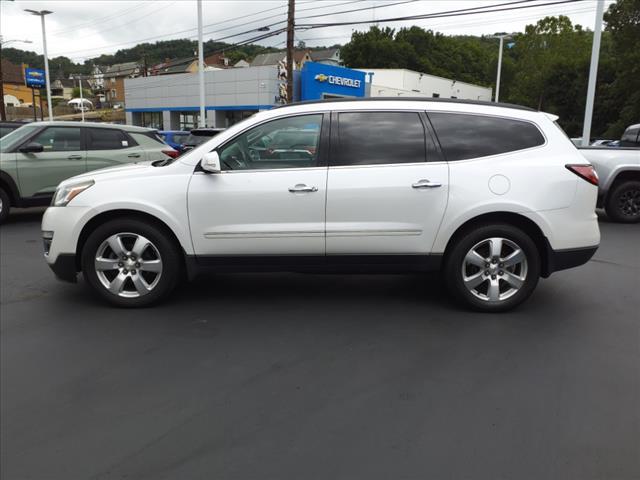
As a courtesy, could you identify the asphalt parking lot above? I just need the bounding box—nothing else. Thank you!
[1,208,638,480]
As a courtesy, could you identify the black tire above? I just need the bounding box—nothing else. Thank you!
[0,187,10,224]
[605,180,640,223]
[443,223,540,312]
[81,218,182,307]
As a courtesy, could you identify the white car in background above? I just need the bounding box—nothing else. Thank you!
[41,99,600,312]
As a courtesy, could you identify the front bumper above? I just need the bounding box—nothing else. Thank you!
[48,254,78,283]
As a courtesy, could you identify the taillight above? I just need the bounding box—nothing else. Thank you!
[162,148,179,159]
[566,164,599,186]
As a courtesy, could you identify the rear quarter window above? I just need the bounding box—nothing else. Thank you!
[129,132,165,148]
[428,112,545,161]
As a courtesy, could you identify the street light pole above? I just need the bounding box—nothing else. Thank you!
[491,33,512,103]
[25,9,53,121]
[197,0,205,127]
[581,0,605,147]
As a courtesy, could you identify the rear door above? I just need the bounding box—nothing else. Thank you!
[325,110,449,256]
[16,125,86,198]
[85,127,145,171]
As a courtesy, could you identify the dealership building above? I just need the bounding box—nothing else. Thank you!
[124,62,490,130]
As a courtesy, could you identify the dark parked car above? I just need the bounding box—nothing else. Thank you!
[0,121,26,138]
[182,128,225,152]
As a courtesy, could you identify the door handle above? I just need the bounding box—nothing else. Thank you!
[412,179,442,189]
[127,153,141,158]
[288,184,318,193]
[67,154,83,160]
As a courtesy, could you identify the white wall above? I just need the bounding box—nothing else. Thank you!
[358,68,492,101]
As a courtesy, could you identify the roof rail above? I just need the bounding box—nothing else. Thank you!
[276,97,536,112]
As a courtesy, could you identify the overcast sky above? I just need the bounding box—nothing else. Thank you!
[1,0,615,63]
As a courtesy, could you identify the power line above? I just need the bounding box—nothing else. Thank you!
[297,0,419,20]
[49,2,151,35]
[50,0,395,59]
[297,0,583,29]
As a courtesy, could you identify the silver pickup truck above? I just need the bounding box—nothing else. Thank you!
[579,124,640,223]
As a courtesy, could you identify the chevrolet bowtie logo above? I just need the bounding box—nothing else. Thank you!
[315,74,328,82]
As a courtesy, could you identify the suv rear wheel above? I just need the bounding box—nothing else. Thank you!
[0,187,10,224]
[605,180,640,223]
[444,224,540,312]
[81,218,181,307]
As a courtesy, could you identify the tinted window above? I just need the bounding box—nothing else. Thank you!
[86,128,131,150]
[31,127,81,152]
[620,127,639,147]
[0,126,19,138]
[219,114,322,171]
[335,112,426,166]
[429,112,545,161]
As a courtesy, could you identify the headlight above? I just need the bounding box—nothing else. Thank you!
[52,180,95,207]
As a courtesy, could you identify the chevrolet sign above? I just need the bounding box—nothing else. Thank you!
[314,73,361,88]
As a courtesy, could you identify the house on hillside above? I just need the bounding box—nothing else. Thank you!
[1,58,31,106]
[51,78,92,100]
[250,50,312,70]
[103,61,141,107]
[310,48,342,66]
[234,59,250,68]
[204,53,230,69]
[87,65,105,93]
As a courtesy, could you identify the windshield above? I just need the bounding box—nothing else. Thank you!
[0,124,40,153]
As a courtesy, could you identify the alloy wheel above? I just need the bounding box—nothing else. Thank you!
[94,232,163,298]
[461,237,528,303]
[617,187,640,218]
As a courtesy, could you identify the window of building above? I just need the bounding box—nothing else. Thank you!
[86,128,131,150]
[218,114,322,171]
[31,127,81,152]
[428,112,545,161]
[141,111,163,130]
[179,113,200,131]
[333,111,426,166]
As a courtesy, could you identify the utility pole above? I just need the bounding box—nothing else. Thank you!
[581,0,605,147]
[197,0,206,127]
[286,0,295,103]
[25,10,53,121]
[490,33,512,103]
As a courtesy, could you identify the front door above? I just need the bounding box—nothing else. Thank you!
[326,111,449,255]
[16,126,86,198]
[188,113,328,256]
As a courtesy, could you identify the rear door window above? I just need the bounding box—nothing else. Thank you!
[620,126,639,147]
[333,111,427,166]
[428,112,545,161]
[86,128,131,150]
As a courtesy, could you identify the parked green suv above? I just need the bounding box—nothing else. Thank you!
[0,122,176,223]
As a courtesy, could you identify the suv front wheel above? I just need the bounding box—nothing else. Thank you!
[81,218,181,307]
[444,224,540,312]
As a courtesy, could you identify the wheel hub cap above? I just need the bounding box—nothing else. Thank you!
[94,233,163,298]
[462,237,528,303]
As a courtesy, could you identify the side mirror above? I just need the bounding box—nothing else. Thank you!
[201,151,221,173]
[19,142,44,153]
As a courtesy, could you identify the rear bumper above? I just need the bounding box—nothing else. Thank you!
[545,244,598,276]
[48,254,78,283]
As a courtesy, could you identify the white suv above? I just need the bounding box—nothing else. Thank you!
[41,99,600,311]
